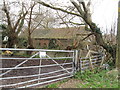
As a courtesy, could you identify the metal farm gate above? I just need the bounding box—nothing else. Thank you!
[0,48,76,88]
[0,48,103,88]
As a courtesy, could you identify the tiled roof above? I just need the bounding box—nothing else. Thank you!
[20,26,90,39]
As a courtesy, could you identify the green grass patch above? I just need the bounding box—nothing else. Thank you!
[74,69,118,88]
[38,69,118,88]
[42,79,69,88]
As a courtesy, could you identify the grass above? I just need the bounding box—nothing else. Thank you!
[74,69,118,88]
[42,79,69,88]
[40,69,118,88]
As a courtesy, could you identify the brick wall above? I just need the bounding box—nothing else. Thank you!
[33,38,73,49]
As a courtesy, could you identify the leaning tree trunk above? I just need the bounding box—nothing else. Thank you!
[94,30,116,61]
[82,7,116,63]
[88,22,116,63]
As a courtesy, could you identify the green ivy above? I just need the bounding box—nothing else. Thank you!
[48,39,57,49]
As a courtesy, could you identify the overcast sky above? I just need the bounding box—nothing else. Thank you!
[91,0,118,34]
[0,0,119,34]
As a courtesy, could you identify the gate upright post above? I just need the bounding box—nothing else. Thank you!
[77,50,81,71]
[72,50,75,75]
[75,50,81,72]
[73,50,79,74]
[75,50,78,72]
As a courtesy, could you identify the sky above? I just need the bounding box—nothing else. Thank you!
[56,0,119,34]
[91,0,118,34]
[0,0,119,34]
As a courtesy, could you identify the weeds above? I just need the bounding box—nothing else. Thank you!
[43,79,69,88]
[74,69,118,88]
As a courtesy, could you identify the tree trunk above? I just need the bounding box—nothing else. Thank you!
[94,32,116,63]
[26,32,34,55]
[26,3,35,55]
[116,1,120,69]
[89,23,116,63]
[27,34,34,49]
[7,31,18,48]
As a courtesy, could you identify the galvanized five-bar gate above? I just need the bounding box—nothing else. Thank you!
[0,48,77,88]
[0,48,103,88]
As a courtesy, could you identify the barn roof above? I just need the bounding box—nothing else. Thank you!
[20,26,90,39]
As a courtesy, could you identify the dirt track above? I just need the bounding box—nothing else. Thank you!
[1,56,73,88]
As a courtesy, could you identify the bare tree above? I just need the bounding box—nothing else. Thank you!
[2,0,28,48]
[26,2,36,49]
[24,2,57,49]
[33,0,116,63]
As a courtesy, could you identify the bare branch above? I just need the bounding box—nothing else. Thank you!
[2,0,13,30]
[28,2,36,34]
[70,0,85,16]
[33,0,82,17]
[16,11,28,34]
[81,2,87,13]
[81,33,94,41]
[30,16,46,34]
[56,11,69,28]
[13,15,22,31]
[60,21,85,26]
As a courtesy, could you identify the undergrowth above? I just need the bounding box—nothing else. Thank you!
[42,79,69,88]
[74,69,118,88]
[40,68,118,88]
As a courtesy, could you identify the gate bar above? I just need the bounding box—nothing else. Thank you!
[0,57,73,60]
[46,55,70,73]
[19,74,73,88]
[1,72,72,88]
[0,62,72,71]
[0,68,72,80]
[0,52,39,77]
[0,48,74,52]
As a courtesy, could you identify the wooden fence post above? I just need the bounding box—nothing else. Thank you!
[73,50,77,73]
[73,50,81,73]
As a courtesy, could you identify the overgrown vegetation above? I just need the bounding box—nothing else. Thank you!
[42,79,69,88]
[41,69,118,88]
[48,39,58,49]
[74,69,118,88]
